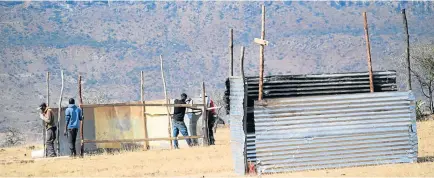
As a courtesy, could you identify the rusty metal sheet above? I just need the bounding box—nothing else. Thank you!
[93,106,145,149]
[51,98,203,154]
[253,91,418,174]
[86,99,199,149]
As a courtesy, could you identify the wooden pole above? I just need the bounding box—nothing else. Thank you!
[160,55,173,149]
[240,46,245,77]
[202,82,209,146]
[229,28,234,77]
[44,72,49,157]
[56,70,64,156]
[47,72,50,106]
[240,46,248,174]
[363,12,374,93]
[141,71,149,150]
[79,75,84,157]
[402,9,412,91]
[258,5,266,100]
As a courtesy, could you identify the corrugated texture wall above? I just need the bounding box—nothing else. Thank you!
[246,70,397,98]
[227,71,398,136]
[228,71,399,164]
[253,92,418,174]
[229,77,247,175]
[225,71,397,115]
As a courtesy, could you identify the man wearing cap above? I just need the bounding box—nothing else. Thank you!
[38,103,56,157]
[64,98,82,157]
[172,93,192,149]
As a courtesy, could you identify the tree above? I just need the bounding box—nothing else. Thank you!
[411,45,434,113]
[2,127,24,147]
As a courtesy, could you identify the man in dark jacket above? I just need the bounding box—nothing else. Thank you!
[39,103,56,157]
[172,93,192,149]
[64,98,82,157]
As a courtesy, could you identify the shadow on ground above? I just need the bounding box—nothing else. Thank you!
[418,156,434,163]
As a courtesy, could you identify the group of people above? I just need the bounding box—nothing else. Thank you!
[39,93,218,156]
[172,93,218,149]
[38,98,82,157]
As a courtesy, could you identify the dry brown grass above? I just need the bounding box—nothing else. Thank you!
[1,121,434,177]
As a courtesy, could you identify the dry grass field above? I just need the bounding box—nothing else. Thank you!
[1,121,434,177]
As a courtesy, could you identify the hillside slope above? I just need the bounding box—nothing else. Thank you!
[0,1,433,141]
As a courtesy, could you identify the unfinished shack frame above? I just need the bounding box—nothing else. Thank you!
[77,76,210,157]
[45,71,211,158]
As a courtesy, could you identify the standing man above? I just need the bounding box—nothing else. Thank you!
[172,93,192,149]
[38,103,56,157]
[200,94,217,145]
[64,98,82,157]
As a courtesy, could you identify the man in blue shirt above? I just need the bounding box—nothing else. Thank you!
[64,98,82,157]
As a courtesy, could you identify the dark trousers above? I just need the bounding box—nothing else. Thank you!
[208,112,216,145]
[46,127,57,157]
[68,128,78,157]
[172,120,192,149]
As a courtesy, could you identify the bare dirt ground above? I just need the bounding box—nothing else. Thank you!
[1,121,434,177]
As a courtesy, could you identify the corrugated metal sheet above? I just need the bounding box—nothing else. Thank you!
[225,71,397,114]
[85,99,201,149]
[246,70,397,97]
[246,134,256,163]
[229,77,247,175]
[51,99,204,155]
[252,92,418,174]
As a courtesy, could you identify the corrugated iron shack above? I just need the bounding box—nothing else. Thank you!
[253,91,417,174]
[227,70,417,175]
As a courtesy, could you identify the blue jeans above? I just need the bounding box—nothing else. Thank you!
[172,120,192,148]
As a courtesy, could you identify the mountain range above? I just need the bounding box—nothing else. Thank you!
[0,1,433,142]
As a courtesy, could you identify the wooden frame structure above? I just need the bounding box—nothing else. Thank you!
[78,100,210,155]
[45,69,211,157]
[75,74,210,157]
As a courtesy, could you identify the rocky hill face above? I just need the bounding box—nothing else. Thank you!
[0,1,433,142]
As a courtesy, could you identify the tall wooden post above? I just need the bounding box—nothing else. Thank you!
[56,70,64,156]
[229,28,234,77]
[44,72,49,157]
[363,12,374,93]
[254,5,268,100]
[240,46,248,174]
[202,82,209,146]
[402,9,412,91]
[141,71,149,150]
[160,55,173,149]
[79,75,84,157]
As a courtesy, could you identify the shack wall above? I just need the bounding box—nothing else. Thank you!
[253,91,418,174]
[52,99,204,155]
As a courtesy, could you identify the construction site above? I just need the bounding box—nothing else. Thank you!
[1,1,434,177]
